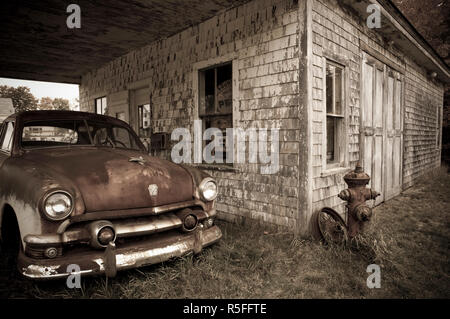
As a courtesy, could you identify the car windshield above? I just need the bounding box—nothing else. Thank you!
[21,119,144,151]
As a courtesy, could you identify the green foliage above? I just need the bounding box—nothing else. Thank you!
[0,85,38,112]
[38,97,70,110]
[51,98,70,110]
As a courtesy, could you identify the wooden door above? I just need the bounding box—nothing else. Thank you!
[362,54,384,205]
[361,53,403,205]
[384,68,403,200]
[107,90,130,123]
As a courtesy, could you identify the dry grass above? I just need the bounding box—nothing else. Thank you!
[1,166,449,298]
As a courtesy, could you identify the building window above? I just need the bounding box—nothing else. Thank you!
[138,104,151,138]
[199,63,233,164]
[95,96,107,115]
[325,61,345,166]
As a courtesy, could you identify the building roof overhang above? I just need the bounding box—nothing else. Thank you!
[339,0,449,84]
[0,0,448,84]
[0,0,250,84]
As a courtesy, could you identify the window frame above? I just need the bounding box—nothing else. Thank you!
[198,63,233,165]
[137,103,151,138]
[193,54,238,170]
[95,96,107,115]
[17,119,145,152]
[322,58,348,171]
[0,121,15,154]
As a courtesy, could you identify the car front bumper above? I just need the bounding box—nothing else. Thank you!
[18,225,221,279]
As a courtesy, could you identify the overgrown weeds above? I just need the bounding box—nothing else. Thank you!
[1,166,449,298]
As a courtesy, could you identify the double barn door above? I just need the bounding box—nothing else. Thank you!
[361,53,404,206]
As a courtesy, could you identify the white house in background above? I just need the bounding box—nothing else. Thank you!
[0,98,14,123]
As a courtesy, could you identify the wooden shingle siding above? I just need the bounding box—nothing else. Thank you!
[79,0,303,230]
[78,0,445,233]
[310,0,444,217]
[403,62,443,188]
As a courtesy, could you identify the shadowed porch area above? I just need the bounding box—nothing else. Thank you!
[0,0,250,83]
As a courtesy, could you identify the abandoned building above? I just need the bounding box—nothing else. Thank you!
[1,0,448,234]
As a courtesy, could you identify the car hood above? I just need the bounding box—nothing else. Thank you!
[21,147,194,212]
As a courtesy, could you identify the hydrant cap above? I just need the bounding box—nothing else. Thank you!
[343,162,370,187]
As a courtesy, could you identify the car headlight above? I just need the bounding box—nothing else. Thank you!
[43,191,73,221]
[199,178,218,202]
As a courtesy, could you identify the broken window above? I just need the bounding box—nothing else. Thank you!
[199,63,233,164]
[95,96,107,115]
[138,104,151,138]
[325,61,345,166]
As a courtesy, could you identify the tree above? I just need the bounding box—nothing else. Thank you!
[392,0,449,64]
[52,98,70,110]
[0,85,38,112]
[38,97,70,110]
[38,97,53,110]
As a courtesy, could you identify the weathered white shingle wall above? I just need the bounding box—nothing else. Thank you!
[80,0,304,230]
[403,62,443,188]
[310,0,444,215]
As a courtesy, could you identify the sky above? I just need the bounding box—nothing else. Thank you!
[0,77,80,110]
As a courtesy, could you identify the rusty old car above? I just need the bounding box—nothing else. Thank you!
[0,110,221,279]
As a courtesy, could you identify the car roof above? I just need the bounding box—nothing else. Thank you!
[4,110,127,126]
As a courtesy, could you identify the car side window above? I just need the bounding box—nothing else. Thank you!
[1,122,15,152]
[0,123,5,146]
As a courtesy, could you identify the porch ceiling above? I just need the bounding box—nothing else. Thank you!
[339,0,449,83]
[0,0,250,84]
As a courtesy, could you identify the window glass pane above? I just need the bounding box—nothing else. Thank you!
[217,64,232,114]
[95,99,101,114]
[138,104,151,137]
[23,126,78,144]
[326,65,334,114]
[199,63,233,165]
[102,97,107,114]
[113,127,133,149]
[335,67,342,115]
[95,97,107,115]
[142,104,150,129]
[1,122,14,151]
[326,117,335,163]
[21,121,88,149]
[204,115,231,164]
[204,69,215,115]
[90,121,140,150]
[0,123,5,146]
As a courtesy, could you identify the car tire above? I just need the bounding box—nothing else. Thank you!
[0,213,21,277]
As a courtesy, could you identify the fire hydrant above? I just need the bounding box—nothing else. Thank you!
[338,163,380,238]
